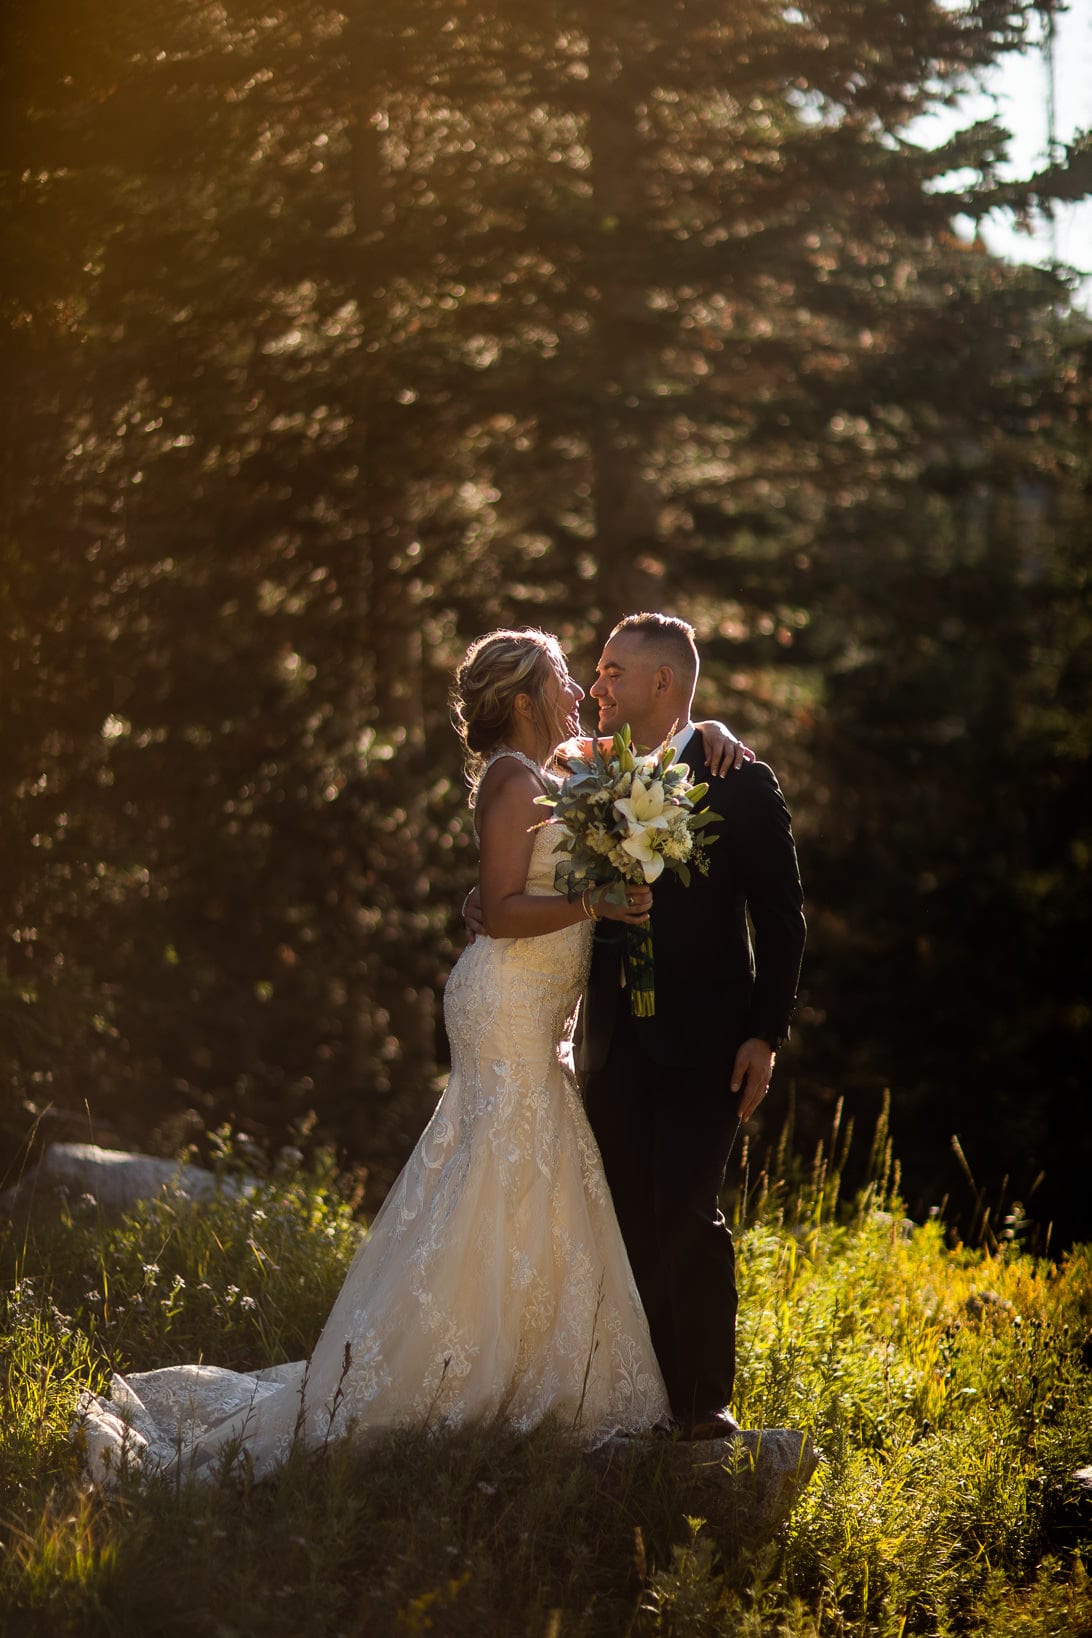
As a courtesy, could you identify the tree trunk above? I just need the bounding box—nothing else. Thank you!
[340,3,432,1136]
[587,28,664,619]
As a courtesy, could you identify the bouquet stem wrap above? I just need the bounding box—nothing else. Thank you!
[624,925,656,1017]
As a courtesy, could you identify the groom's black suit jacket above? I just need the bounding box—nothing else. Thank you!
[577,733,806,1075]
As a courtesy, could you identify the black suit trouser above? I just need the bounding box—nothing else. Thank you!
[583,988,739,1424]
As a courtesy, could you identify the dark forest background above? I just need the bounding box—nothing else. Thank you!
[3,0,1090,1246]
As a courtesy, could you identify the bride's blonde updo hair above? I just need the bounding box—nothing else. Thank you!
[452,627,569,790]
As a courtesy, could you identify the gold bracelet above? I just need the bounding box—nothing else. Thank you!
[581,888,598,921]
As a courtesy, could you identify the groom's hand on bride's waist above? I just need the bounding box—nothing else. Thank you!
[731,1038,775,1121]
[463,885,486,943]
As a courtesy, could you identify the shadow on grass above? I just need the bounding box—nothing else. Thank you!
[2,1417,768,1636]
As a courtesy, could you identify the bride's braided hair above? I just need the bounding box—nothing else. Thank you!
[452,627,567,792]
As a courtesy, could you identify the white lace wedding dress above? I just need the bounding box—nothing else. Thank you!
[79,767,669,1483]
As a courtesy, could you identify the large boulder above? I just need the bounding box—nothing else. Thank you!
[588,1426,819,1545]
[1,1141,253,1212]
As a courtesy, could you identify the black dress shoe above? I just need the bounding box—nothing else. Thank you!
[680,1409,742,1441]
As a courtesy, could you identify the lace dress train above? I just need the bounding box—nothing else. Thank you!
[78,822,669,1483]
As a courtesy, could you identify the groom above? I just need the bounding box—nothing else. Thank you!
[578,612,806,1438]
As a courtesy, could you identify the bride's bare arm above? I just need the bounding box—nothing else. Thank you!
[475,762,650,938]
[553,725,753,779]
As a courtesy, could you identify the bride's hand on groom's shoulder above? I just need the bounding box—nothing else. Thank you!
[697,720,756,778]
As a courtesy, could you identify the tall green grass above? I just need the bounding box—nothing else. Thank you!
[2,1116,1089,1636]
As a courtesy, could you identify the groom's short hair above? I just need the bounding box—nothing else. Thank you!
[610,612,699,698]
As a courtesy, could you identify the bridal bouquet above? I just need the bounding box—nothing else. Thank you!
[536,727,720,1016]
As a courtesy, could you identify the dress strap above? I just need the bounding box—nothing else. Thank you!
[481,748,546,779]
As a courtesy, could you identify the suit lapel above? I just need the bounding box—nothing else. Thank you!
[677,729,705,777]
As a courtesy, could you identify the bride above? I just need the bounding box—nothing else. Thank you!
[79,628,730,1484]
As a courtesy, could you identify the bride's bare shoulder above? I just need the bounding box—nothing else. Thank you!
[474,755,547,835]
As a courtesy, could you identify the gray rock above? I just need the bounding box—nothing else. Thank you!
[588,1426,819,1543]
[1,1142,253,1212]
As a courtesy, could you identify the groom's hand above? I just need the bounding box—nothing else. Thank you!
[731,1038,775,1121]
[462,884,486,943]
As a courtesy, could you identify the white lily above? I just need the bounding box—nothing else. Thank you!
[614,775,673,882]
[621,831,666,881]
[614,775,670,832]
